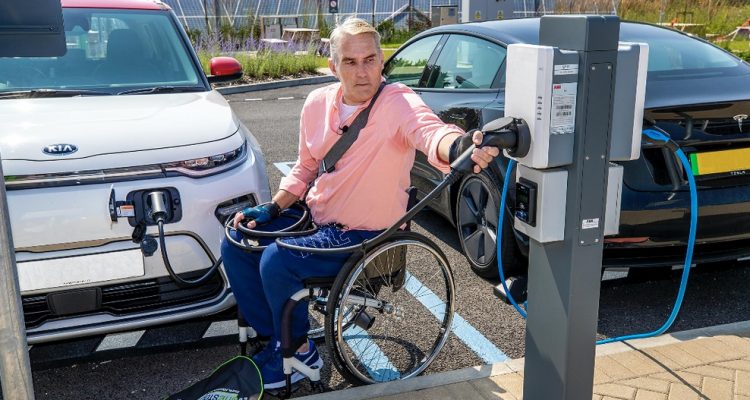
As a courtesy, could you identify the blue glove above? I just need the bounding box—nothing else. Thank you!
[241,202,281,225]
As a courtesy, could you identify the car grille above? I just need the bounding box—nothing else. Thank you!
[22,270,224,329]
[701,117,748,136]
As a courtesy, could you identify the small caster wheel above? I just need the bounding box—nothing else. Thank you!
[309,380,325,393]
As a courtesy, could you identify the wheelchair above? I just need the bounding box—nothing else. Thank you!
[224,190,456,397]
[222,117,528,397]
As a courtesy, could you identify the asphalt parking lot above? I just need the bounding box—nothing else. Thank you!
[28,83,750,399]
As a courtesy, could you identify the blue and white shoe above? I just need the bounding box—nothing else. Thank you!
[261,338,324,390]
[251,339,278,368]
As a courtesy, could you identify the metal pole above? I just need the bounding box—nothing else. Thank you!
[408,0,413,31]
[214,0,221,32]
[372,0,376,26]
[0,154,35,400]
[523,15,620,400]
[203,0,210,32]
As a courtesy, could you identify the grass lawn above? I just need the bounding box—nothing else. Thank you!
[727,40,750,52]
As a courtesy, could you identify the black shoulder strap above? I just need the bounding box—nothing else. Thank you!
[319,82,387,175]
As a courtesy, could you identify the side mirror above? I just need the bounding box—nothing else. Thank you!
[207,56,243,83]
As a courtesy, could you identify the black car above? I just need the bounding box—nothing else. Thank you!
[383,18,750,278]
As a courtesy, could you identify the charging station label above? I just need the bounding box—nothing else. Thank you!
[117,204,135,218]
[582,218,599,229]
[554,64,578,76]
[550,82,577,135]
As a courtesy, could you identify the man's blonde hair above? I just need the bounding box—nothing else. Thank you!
[329,17,381,65]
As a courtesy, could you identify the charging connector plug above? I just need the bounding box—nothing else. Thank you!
[147,191,169,224]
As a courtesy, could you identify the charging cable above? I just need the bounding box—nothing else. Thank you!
[495,127,698,344]
[148,191,223,288]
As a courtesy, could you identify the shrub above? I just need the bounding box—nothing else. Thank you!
[197,41,322,81]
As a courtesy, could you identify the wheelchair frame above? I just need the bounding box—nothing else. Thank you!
[227,184,458,398]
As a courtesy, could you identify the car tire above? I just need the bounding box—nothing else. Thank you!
[455,170,526,279]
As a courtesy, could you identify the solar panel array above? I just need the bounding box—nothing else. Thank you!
[164,0,492,31]
[165,0,612,32]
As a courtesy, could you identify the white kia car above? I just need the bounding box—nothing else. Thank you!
[0,0,271,343]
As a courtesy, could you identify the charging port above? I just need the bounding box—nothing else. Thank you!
[126,187,182,227]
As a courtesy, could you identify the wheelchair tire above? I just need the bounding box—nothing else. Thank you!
[324,231,455,385]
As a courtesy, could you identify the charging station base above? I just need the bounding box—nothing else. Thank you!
[493,276,528,304]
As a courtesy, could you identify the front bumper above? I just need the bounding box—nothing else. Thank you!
[11,141,270,343]
[604,183,750,268]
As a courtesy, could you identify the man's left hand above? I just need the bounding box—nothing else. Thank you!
[468,131,501,174]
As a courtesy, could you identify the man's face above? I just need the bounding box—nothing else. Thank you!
[329,33,384,105]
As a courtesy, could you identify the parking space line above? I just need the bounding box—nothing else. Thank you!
[404,272,509,364]
[244,98,263,101]
[95,330,145,352]
[602,270,628,281]
[343,325,401,382]
[274,162,295,176]
[277,97,294,100]
[203,320,239,338]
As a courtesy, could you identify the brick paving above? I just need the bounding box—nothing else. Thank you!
[371,334,750,400]
[301,324,750,400]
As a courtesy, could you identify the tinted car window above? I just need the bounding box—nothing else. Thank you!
[0,8,203,92]
[427,35,505,89]
[384,35,441,87]
[621,24,746,78]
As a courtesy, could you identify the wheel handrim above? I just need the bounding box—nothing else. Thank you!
[334,239,455,384]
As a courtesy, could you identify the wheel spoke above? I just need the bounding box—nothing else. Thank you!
[483,227,496,259]
[461,190,480,220]
[467,183,485,217]
[477,185,489,211]
[486,226,497,243]
[463,229,484,259]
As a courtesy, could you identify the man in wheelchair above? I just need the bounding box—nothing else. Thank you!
[220,17,500,391]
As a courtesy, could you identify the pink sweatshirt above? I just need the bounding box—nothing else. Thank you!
[279,82,463,231]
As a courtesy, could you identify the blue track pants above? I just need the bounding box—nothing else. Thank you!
[221,216,380,345]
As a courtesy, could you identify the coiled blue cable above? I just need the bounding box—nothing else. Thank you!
[495,127,698,344]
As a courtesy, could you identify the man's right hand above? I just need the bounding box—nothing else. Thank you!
[232,202,281,229]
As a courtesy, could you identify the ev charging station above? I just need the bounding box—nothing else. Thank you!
[502,15,648,399]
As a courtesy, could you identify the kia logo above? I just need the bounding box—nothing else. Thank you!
[42,144,78,156]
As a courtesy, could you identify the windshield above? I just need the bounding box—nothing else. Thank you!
[0,8,205,93]
[622,23,748,79]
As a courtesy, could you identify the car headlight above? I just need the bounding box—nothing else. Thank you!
[162,141,247,177]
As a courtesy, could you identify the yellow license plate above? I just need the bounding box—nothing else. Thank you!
[689,147,750,176]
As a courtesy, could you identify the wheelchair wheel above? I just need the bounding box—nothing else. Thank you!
[324,232,455,385]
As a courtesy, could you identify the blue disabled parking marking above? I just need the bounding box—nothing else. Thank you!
[404,272,509,364]
[276,165,508,365]
[342,325,401,382]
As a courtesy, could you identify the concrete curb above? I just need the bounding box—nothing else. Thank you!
[299,364,512,400]
[215,75,337,95]
[299,320,750,399]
